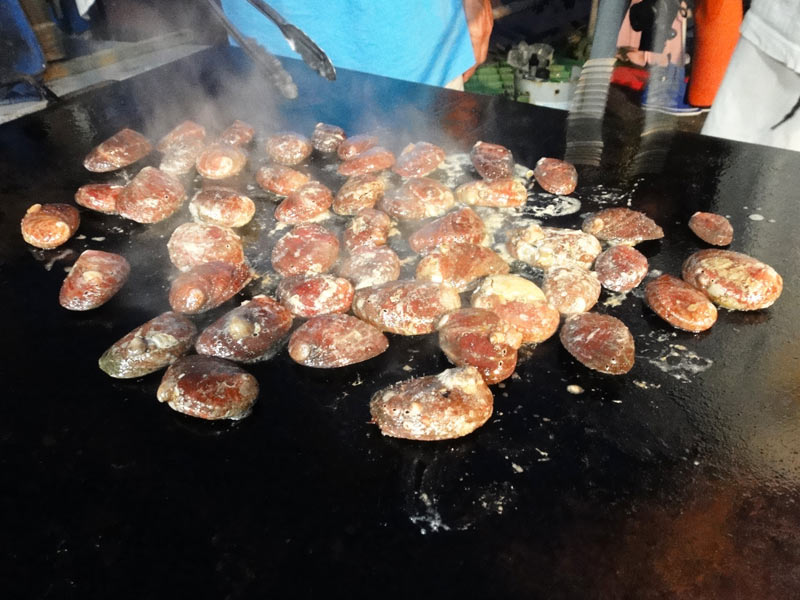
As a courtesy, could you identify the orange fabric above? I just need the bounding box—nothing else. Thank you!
[688,0,743,107]
[462,0,494,81]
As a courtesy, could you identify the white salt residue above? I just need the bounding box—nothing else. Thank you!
[477,484,515,514]
[437,153,474,189]
[588,186,635,207]
[633,380,661,390]
[410,492,451,534]
[36,248,74,271]
[523,194,582,219]
[511,462,524,473]
[603,291,628,307]
[76,234,86,240]
[646,343,713,383]
[647,269,663,278]
[91,236,106,242]
[437,152,532,190]
[258,273,277,291]
[647,330,675,344]
[474,206,535,257]
[321,162,343,174]
[513,164,534,179]
[402,365,413,372]
[303,210,333,224]
[351,374,363,386]
[749,214,765,221]
[566,384,584,394]
[475,206,522,244]
[109,226,124,234]
[768,219,776,223]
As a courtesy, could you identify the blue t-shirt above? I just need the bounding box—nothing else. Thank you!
[221,0,476,86]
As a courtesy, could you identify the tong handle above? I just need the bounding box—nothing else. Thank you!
[246,0,336,81]
[205,0,298,99]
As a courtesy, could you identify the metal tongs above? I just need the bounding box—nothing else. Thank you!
[204,0,335,100]
[246,0,336,82]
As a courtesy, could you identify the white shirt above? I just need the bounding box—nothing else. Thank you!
[741,0,800,74]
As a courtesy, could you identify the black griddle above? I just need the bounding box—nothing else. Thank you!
[2,47,800,599]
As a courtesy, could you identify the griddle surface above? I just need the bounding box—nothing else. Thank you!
[2,48,800,599]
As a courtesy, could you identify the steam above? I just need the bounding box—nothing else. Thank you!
[125,48,282,149]
[69,2,527,331]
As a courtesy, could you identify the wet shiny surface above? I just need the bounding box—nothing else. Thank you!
[2,47,800,598]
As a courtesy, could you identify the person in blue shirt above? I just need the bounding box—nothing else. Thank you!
[221,0,493,89]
